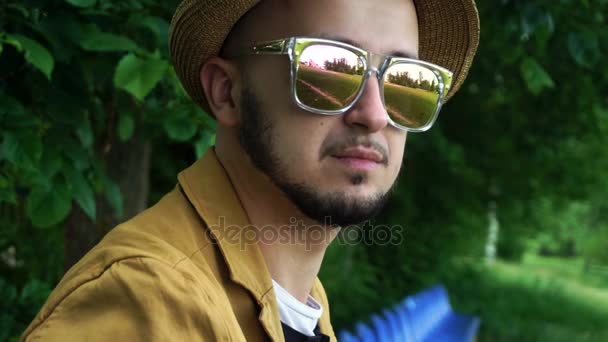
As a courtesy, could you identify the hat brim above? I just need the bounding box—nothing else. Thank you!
[169,0,480,113]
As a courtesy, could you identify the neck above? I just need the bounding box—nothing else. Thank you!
[216,133,340,303]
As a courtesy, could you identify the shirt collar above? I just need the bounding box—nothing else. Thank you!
[177,148,282,340]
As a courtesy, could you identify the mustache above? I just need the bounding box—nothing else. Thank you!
[321,135,389,165]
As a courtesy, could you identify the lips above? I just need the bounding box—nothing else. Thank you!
[332,147,384,163]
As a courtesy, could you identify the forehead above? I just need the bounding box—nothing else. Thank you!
[242,0,419,58]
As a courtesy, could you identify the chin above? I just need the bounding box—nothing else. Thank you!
[328,183,383,198]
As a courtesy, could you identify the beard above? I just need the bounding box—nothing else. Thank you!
[237,86,395,227]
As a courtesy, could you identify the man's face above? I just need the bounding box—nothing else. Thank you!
[237,0,418,226]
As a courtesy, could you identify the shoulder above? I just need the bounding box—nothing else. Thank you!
[22,187,227,341]
[22,256,226,341]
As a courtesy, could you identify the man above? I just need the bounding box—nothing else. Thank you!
[22,0,479,341]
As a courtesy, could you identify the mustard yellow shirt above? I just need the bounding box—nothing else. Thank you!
[22,149,336,341]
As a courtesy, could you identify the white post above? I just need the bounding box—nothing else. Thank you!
[485,201,499,265]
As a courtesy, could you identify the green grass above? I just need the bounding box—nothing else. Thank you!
[297,65,362,107]
[383,83,437,127]
[441,257,608,342]
[296,66,437,127]
[522,254,608,289]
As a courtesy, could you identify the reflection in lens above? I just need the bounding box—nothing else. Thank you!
[296,44,364,111]
[383,63,440,129]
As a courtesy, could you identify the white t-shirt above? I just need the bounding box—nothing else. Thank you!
[272,279,323,336]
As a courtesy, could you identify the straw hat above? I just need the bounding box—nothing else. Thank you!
[169,0,480,112]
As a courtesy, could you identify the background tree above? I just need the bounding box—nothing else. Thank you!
[1,1,213,337]
[324,57,358,75]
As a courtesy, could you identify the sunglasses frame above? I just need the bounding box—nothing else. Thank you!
[240,37,454,132]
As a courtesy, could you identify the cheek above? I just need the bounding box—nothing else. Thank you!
[271,116,333,168]
[248,58,336,176]
[249,56,292,107]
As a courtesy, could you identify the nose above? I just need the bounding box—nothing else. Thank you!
[343,73,389,133]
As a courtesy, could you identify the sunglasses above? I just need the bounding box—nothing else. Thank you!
[232,37,453,132]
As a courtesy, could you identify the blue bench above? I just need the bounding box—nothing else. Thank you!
[338,284,480,342]
[405,285,480,342]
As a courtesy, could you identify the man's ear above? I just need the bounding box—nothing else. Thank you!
[200,57,241,127]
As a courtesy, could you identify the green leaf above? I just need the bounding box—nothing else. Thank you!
[114,54,169,100]
[194,131,215,158]
[520,6,554,40]
[567,32,600,68]
[0,34,23,51]
[26,182,72,228]
[62,139,90,171]
[130,16,169,42]
[66,168,96,220]
[10,34,54,79]
[520,57,554,95]
[76,115,94,148]
[105,180,123,219]
[117,113,135,141]
[164,108,197,142]
[64,0,96,8]
[79,31,138,52]
[19,279,52,306]
[6,4,30,18]
[39,148,63,179]
[0,131,43,168]
[193,108,217,130]
[165,119,197,142]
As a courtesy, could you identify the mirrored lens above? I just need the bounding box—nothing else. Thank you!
[383,63,440,129]
[296,44,364,111]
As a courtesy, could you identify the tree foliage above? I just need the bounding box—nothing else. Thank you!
[0,0,214,337]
